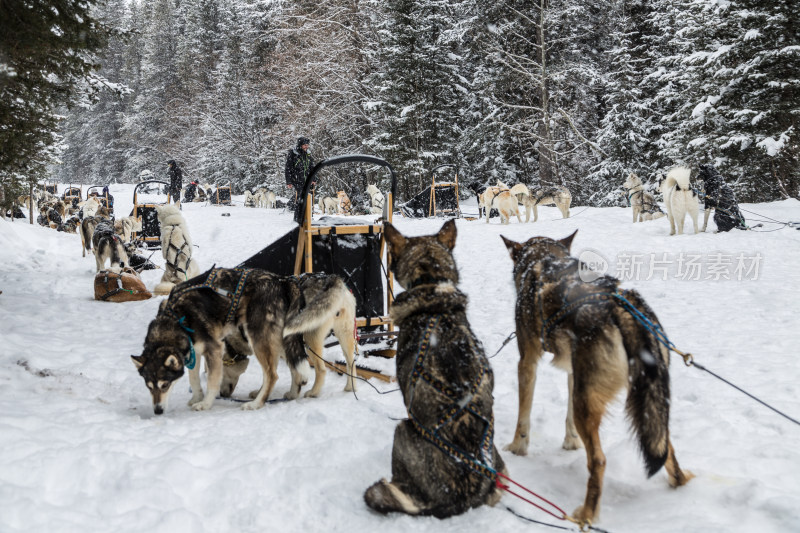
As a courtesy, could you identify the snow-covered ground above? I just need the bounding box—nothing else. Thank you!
[1,184,799,533]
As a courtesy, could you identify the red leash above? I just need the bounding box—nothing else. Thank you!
[496,472,569,521]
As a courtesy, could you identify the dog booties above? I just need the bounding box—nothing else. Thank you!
[94,268,153,302]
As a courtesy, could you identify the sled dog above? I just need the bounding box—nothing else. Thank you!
[510,183,572,222]
[131,268,356,414]
[318,195,338,215]
[501,231,693,524]
[254,188,277,209]
[478,181,510,223]
[57,216,80,234]
[114,215,142,244]
[366,184,385,215]
[244,190,256,208]
[698,164,746,232]
[364,220,506,518]
[660,166,700,235]
[337,190,352,215]
[92,219,130,272]
[219,272,358,399]
[79,215,107,257]
[623,173,665,222]
[80,197,101,219]
[154,204,201,295]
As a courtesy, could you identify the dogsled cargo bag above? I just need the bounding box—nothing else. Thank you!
[94,269,153,302]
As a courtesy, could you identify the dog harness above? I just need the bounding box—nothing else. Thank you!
[405,315,498,482]
[161,267,255,369]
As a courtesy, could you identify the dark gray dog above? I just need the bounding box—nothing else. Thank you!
[364,219,506,518]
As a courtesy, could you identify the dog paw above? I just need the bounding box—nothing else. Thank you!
[191,400,214,411]
[187,395,204,407]
[241,400,265,411]
[504,439,529,456]
[562,435,583,450]
[304,389,320,398]
[284,389,300,400]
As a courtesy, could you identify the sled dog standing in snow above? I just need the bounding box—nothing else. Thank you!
[660,166,700,235]
[92,219,130,272]
[501,230,693,524]
[132,268,356,414]
[364,220,506,518]
[509,183,572,222]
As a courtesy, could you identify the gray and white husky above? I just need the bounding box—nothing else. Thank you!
[132,268,356,414]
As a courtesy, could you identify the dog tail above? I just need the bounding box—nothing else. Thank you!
[283,277,355,338]
[666,165,691,192]
[509,183,529,201]
[614,289,672,477]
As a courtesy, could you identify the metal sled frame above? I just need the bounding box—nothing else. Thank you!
[130,180,171,248]
[62,184,82,204]
[427,164,461,218]
[293,155,397,333]
[86,185,113,214]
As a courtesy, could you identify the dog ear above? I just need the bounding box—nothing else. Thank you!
[559,229,578,251]
[383,222,406,256]
[436,219,457,250]
[164,354,182,371]
[131,355,145,369]
[500,235,522,259]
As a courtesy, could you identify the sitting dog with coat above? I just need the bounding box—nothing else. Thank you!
[698,164,746,232]
[154,204,200,295]
[364,220,507,518]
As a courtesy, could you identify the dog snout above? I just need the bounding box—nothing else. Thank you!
[154,404,164,415]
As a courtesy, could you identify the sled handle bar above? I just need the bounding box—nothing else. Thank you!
[429,164,458,180]
[296,154,397,224]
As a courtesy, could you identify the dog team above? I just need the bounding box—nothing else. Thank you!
[30,166,737,524]
[131,198,711,525]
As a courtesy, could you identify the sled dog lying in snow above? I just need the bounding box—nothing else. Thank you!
[364,220,506,518]
[510,183,572,222]
[131,268,356,414]
[697,164,746,232]
[153,204,201,295]
[501,230,693,524]
[366,184,385,215]
[92,219,130,273]
[318,195,338,215]
[623,173,665,222]
[659,166,700,235]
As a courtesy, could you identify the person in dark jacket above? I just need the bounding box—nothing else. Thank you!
[102,185,114,210]
[698,164,746,232]
[167,160,183,208]
[284,137,315,211]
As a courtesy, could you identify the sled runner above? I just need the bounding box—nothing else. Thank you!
[240,154,398,362]
[130,180,171,248]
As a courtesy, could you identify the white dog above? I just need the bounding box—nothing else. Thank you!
[366,184,385,215]
[153,205,201,295]
[80,197,101,219]
[478,181,510,223]
[478,181,521,224]
[244,190,256,208]
[623,173,665,223]
[660,166,700,235]
[318,195,338,215]
[254,188,277,208]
